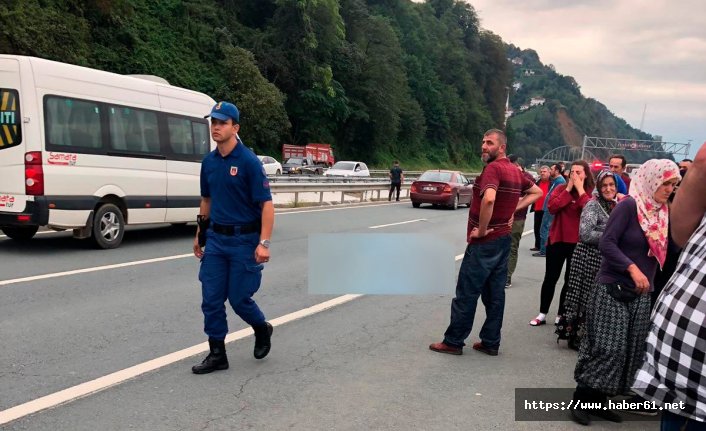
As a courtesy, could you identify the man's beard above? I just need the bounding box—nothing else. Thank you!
[482,152,498,164]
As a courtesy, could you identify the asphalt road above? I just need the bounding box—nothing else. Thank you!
[0,204,655,430]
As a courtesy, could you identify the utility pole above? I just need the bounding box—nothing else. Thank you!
[639,104,647,130]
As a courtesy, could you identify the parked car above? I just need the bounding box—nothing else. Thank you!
[410,170,473,210]
[257,155,282,175]
[323,161,370,177]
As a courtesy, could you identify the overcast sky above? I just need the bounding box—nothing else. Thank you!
[465,0,705,158]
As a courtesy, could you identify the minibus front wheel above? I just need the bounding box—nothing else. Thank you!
[91,203,125,249]
[2,225,39,241]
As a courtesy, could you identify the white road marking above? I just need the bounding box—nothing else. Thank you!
[368,219,426,229]
[278,201,404,215]
[0,229,537,423]
[0,293,363,426]
[0,254,192,287]
[0,230,61,239]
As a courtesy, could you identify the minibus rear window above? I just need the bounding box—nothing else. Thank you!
[0,88,22,150]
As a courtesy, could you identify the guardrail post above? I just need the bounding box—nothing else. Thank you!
[319,191,324,204]
[377,190,381,200]
[294,192,299,207]
[341,191,345,204]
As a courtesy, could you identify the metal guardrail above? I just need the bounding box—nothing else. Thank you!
[270,181,411,206]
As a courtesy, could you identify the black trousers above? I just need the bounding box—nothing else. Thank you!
[539,241,576,315]
[389,182,401,201]
[533,210,544,248]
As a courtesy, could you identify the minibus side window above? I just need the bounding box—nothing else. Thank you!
[0,88,21,150]
[192,121,209,158]
[45,97,102,150]
[167,116,193,157]
[108,106,159,154]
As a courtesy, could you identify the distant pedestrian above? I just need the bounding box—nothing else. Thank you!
[506,155,536,288]
[192,101,275,374]
[609,154,632,192]
[389,161,404,201]
[429,129,541,356]
[534,163,566,257]
[633,144,706,431]
[530,166,550,251]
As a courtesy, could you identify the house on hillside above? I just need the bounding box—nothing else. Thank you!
[519,104,530,112]
[511,57,524,65]
[523,69,536,76]
[530,97,546,107]
[512,82,522,91]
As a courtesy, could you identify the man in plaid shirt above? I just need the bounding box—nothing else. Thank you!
[633,142,706,430]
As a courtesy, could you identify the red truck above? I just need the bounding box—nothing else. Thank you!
[282,143,335,167]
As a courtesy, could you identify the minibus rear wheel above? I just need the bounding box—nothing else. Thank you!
[91,203,125,249]
[2,226,39,241]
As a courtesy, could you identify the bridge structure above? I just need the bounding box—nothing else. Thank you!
[536,136,691,166]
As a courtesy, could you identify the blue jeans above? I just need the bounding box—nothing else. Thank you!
[199,230,266,340]
[662,411,706,430]
[443,235,511,349]
[539,211,554,254]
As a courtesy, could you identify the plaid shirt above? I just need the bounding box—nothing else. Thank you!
[633,214,706,421]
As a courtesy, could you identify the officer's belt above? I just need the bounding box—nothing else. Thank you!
[211,221,260,236]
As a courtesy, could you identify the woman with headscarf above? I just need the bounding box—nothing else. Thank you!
[570,159,681,426]
[559,170,619,350]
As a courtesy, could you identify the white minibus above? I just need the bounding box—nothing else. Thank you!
[0,55,216,248]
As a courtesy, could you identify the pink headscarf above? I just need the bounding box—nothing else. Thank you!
[629,159,681,268]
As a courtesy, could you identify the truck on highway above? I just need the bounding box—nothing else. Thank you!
[282,143,334,167]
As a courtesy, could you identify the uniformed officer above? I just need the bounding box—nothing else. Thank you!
[192,101,274,374]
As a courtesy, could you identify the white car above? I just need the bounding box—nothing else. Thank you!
[323,161,370,177]
[257,155,282,175]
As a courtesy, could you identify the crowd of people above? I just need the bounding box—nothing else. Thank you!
[428,130,705,429]
[526,150,705,427]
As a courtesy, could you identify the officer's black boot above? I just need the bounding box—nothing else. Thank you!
[192,338,229,374]
[253,322,273,359]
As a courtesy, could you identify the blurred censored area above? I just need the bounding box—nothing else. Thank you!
[308,234,454,295]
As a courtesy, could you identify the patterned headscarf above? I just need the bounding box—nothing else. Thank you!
[594,170,618,215]
[629,159,681,268]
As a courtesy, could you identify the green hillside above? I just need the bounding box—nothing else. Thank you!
[0,0,655,168]
[505,45,658,163]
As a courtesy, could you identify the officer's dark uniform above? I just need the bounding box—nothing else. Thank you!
[192,103,273,374]
[199,140,272,337]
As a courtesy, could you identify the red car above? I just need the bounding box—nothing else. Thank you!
[410,170,473,210]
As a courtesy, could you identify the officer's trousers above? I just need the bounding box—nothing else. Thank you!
[199,229,266,340]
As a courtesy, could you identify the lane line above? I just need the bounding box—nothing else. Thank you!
[0,202,405,238]
[0,230,535,423]
[0,294,363,426]
[0,230,62,239]
[0,254,192,287]
[368,219,426,229]
[278,201,405,215]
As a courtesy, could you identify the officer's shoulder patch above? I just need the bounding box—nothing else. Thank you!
[230,166,238,176]
[263,180,270,189]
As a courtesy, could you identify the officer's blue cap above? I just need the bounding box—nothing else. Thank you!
[206,101,239,123]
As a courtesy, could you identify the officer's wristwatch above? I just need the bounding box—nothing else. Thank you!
[259,239,271,249]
